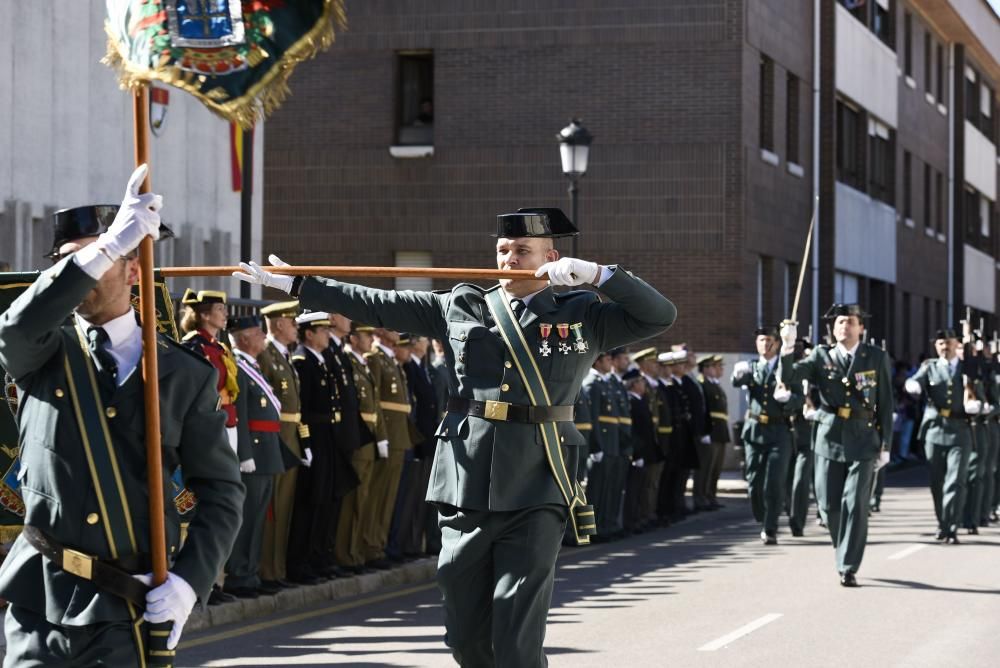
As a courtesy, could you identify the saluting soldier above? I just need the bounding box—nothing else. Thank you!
[732,327,802,544]
[336,323,388,574]
[697,355,729,511]
[225,315,292,598]
[780,304,894,586]
[582,352,621,542]
[364,328,414,570]
[235,206,675,666]
[0,169,243,663]
[257,300,306,590]
[179,288,240,453]
[904,329,974,543]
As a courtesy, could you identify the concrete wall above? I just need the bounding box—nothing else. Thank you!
[835,181,897,283]
[0,0,262,296]
[835,3,899,126]
[965,121,998,200]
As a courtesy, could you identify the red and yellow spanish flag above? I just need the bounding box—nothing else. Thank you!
[229,123,254,192]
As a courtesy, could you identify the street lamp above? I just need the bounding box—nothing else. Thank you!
[557,119,593,258]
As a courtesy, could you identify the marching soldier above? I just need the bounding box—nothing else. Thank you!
[235,206,675,666]
[960,337,990,534]
[789,338,819,536]
[780,304,894,586]
[364,329,414,570]
[732,328,801,544]
[257,300,306,590]
[582,352,621,542]
[336,323,388,574]
[697,355,729,511]
[904,329,974,543]
[0,168,243,663]
[981,346,1000,526]
[632,347,668,528]
[225,316,290,598]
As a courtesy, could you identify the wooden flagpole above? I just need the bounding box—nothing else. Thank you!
[785,195,820,326]
[160,266,544,280]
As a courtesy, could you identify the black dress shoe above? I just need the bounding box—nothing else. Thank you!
[935,530,947,541]
[262,579,296,589]
[257,582,281,596]
[870,503,881,513]
[791,528,804,537]
[945,533,961,545]
[288,573,322,585]
[366,558,392,571]
[207,586,237,606]
[224,586,259,599]
[966,526,979,535]
[840,573,858,587]
[760,530,778,545]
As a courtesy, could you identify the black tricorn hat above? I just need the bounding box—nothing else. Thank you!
[622,368,641,381]
[933,328,959,341]
[822,303,869,320]
[227,315,262,332]
[754,326,779,338]
[45,204,175,259]
[493,207,578,238]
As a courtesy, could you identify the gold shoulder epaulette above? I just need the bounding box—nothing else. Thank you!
[291,354,306,361]
[363,351,377,359]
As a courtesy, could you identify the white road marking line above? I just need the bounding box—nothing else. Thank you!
[698,613,783,651]
[887,544,927,560]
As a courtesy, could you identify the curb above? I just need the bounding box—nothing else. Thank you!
[186,558,438,634]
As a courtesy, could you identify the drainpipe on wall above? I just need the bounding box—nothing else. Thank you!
[811,0,822,341]
[947,42,955,327]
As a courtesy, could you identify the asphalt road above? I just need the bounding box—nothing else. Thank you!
[181,466,1000,667]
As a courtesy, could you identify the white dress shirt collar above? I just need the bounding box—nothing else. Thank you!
[75,310,141,385]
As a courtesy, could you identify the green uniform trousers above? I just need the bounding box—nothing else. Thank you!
[336,444,375,567]
[814,455,875,575]
[588,456,627,536]
[3,604,148,668]
[980,424,999,522]
[437,504,567,668]
[744,437,791,534]
[925,442,971,533]
[226,473,275,588]
[363,448,407,562]
[788,445,814,534]
[260,467,297,582]
[706,441,726,502]
[639,461,665,524]
[693,440,720,509]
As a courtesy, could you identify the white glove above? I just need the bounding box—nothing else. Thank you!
[732,361,751,377]
[904,378,922,396]
[773,384,792,403]
[376,440,390,459]
[964,400,982,415]
[225,427,238,455]
[135,572,196,650]
[96,164,163,260]
[984,403,994,414]
[591,451,604,464]
[700,435,711,445]
[875,450,891,471]
[803,406,818,421]
[233,253,295,294]
[535,257,601,287]
[239,458,256,474]
[632,457,645,469]
[779,321,797,350]
[301,447,313,467]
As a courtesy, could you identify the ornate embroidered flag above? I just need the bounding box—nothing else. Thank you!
[103,0,346,127]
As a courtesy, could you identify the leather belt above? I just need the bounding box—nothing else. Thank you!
[935,408,969,420]
[748,412,792,426]
[360,411,378,424]
[597,416,618,424]
[618,417,633,425]
[248,419,280,432]
[830,406,874,421]
[658,426,674,434]
[22,526,150,609]
[303,411,342,424]
[379,400,411,414]
[279,412,301,423]
[448,397,574,423]
[575,422,593,430]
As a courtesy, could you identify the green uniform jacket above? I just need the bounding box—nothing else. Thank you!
[298,267,675,511]
[781,343,894,462]
[366,346,414,452]
[0,257,244,625]
[350,352,388,446]
[733,359,802,445]
[233,359,286,475]
[701,378,731,444]
[582,371,620,456]
[257,340,303,457]
[910,358,973,447]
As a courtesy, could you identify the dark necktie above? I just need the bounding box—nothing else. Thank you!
[842,352,853,373]
[88,326,118,388]
[511,299,526,320]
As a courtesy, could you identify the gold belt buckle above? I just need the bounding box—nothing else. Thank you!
[63,548,94,580]
[484,400,510,421]
[940,408,951,418]
[758,414,769,424]
[837,407,851,419]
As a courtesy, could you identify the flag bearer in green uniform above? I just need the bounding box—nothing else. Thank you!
[235,206,675,667]
[904,329,974,543]
[0,166,244,664]
[780,304,894,586]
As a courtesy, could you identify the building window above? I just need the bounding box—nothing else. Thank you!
[836,100,865,191]
[922,163,931,230]
[759,55,775,152]
[981,195,991,239]
[935,171,945,234]
[394,251,433,291]
[935,44,944,103]
[868,119,894,205]
[903,12,913,78]
[923,32,932,95]
[964,187,980,243]
[840,0,893,48]
[834,271,860,305]
[902,291,911,357]
[965,66,978,126]
[903,150,912,220]
[786,73,800,165]
[395,51,434,146]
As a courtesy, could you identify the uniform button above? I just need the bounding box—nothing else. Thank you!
[170,545,176,554]
[86,513,99,525]
[459,333,467,341]
[253,438,259,444]
[55,389,64,398]
[105,407,117,419]
[501,384,510,392]
[504,361,512,369]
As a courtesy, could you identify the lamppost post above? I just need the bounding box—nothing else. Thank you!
[557,119,593,258]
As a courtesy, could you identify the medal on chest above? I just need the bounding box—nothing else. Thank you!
[260,396,267,408]
[570,322,589,354]
[280,379,289,392]
[557,323,572,355]
[539,323,553,357]
[391,381,398,395]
